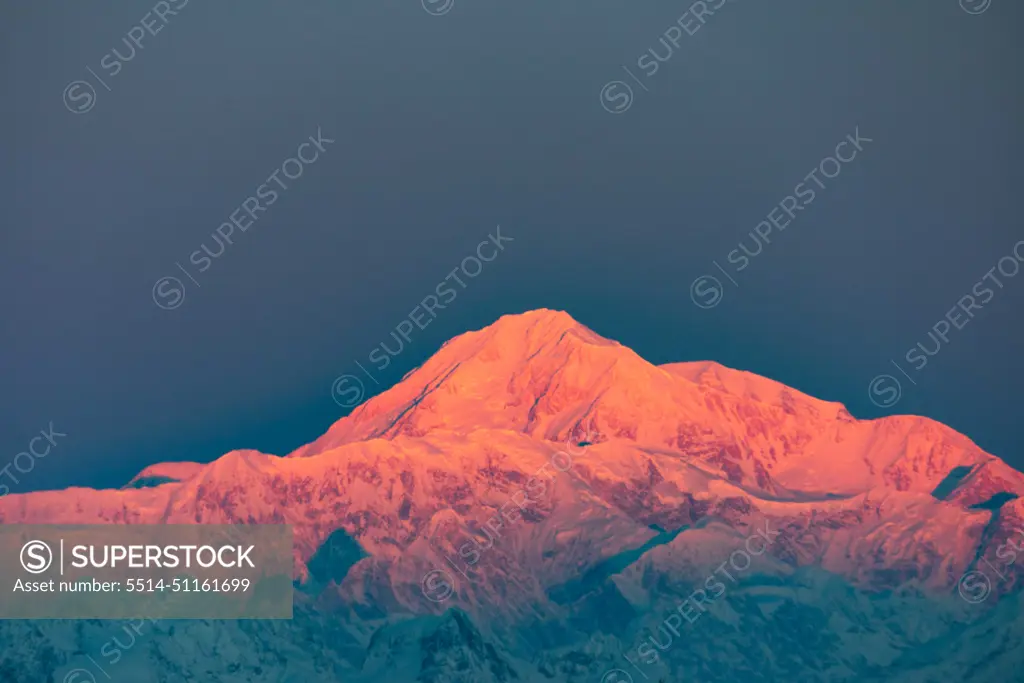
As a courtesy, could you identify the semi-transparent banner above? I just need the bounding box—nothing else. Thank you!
[0,525,293,619]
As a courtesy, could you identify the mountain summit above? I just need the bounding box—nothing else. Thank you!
[291,309,1018,504]
[288,308,640,456]
[2,309,1023,682]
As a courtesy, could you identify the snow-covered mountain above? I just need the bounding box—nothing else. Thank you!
[2,309,1022,682]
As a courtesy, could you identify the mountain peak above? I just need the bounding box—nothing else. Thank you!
[284,310,1011,505]
[448,308,620,356]
[297,310,846,460]
[491,307,578,330]
[290,310,637,457]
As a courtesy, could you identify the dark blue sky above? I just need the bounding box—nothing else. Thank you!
[1,0,1021,493]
